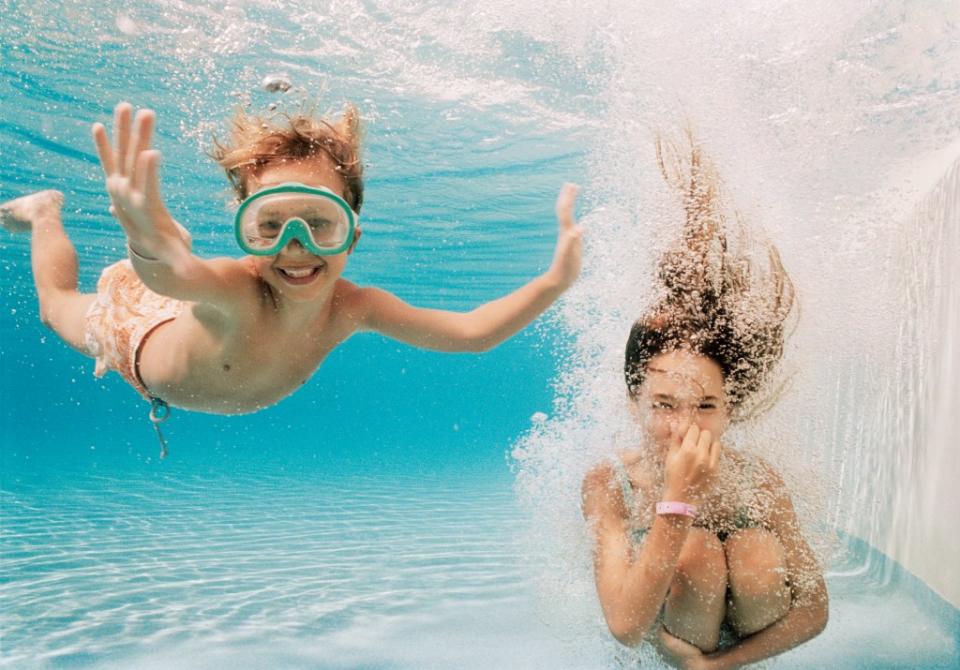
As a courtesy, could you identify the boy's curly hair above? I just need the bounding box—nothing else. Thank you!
[211,104,364,212]
[624,129,796,418]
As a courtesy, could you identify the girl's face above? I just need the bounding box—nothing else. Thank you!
[630,349,730,454]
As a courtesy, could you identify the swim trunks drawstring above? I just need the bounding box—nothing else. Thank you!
[148,397,171,460]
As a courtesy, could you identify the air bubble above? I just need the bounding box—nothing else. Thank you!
[115,12,139,36]
[261,74,291,93]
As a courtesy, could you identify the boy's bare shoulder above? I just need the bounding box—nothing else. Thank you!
[332,279,376,321]
[186,257,264,319]
[332,281,401,325]
[213,257,268,297]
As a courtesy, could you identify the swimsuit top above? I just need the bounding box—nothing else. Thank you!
[610,453,766,546]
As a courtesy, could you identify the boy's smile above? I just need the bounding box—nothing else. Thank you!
[273,253,327,285]
[275,263,325,284]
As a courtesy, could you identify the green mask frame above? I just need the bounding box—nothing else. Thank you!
[234,182,358,256]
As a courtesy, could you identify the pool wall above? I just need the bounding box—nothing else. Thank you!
[887,154,960,607]
[844,152,960,608]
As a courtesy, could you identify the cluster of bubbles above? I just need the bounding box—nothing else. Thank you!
[505,0,960,654]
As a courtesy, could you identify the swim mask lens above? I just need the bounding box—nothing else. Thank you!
[234,183,357,256]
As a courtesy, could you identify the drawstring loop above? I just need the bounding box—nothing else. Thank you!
[148,397,171,460]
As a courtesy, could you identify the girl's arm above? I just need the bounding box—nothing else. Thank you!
[92,103,251,307]
[700,468,828,670]
[583,426,721,646]
[355,184,581,352]
[582,464,694,645]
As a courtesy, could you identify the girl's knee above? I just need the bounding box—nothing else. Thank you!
[664,529,728,651]
[675,528,727,595]
[724,528,791,635]
[725,528,788,599]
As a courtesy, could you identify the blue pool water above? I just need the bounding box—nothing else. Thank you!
[2,1,959,668]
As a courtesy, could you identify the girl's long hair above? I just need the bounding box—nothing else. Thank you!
[625,128,796,419]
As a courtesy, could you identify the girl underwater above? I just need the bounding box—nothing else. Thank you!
[581,131,828,670]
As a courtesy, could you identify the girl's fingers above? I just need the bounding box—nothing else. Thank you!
[697,428,713,454]
[92,123,115,176]
[127,109,155,182]
[113,102,133,176]
[709,439,722,470]
[667,427,684,458]
[680,423,700,451]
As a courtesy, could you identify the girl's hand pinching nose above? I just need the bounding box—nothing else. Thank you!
[663,423,721,506]
[548,182,583,290]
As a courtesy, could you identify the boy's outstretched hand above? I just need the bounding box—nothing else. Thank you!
[548,183,583,290]
[92,102,190,262]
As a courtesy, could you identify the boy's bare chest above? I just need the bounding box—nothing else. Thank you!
[219,311,349,381]
[144,302,354,411]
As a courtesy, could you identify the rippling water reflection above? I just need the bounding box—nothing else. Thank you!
[1,471,582,668]
[3,468,958,669]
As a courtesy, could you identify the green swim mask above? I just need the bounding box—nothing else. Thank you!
[234,183,358,256]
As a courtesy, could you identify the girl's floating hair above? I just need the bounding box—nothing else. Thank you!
[626,128,796,418]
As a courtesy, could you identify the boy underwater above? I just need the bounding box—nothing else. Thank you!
[1,102,582,433]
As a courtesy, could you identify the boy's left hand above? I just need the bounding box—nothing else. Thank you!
[547,183,583,290]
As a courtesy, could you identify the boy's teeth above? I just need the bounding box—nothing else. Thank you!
[283,267,315,277]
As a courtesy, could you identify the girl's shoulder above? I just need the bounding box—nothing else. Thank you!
[725,448,783,489]
[715,448,791,525]
[581,460,627,520]
[582,453,655,520]
[617,448,660,488]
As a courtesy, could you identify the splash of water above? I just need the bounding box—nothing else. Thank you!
[506,0,960,651]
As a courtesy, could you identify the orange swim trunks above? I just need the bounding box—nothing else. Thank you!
[84,260,185,399]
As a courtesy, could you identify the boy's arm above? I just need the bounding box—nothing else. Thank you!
[92,103,249,305]
[357,184,582,352]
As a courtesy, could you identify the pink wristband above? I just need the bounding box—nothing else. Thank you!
[656,501,698,518]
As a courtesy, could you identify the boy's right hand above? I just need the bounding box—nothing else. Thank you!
[662,424,721,506]
[92,102,189,261]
